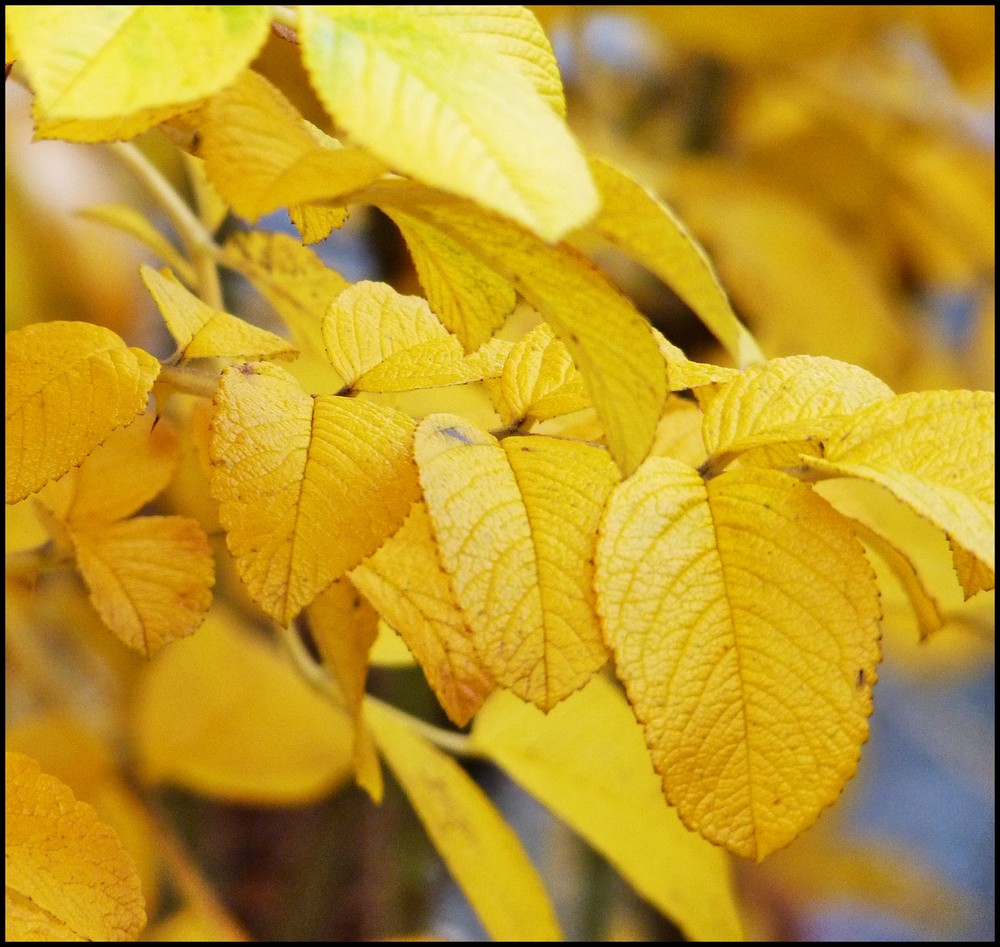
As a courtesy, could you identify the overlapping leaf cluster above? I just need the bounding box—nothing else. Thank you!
[5,6,994,941]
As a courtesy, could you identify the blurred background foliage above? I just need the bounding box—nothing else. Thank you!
[6,5,994,941]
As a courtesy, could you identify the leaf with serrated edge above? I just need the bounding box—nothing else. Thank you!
[351,502,495,727]
[6,321,160,504]
[141,265,296,362]
[290,204,349,244]
[415,415,617,710]
[5,752,146,941]
[587,158,763,368]
[596,459,881,859]
[7,6,269,120]
[200,70,386,221]
[72,516,214,656]
[298,6,597,242]
[210,363,420,625]
[365,700,561,941]
[808,390,994,582]
[471,678,743,941]
[702,355,895,471]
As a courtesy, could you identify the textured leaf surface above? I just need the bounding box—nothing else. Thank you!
[7,6,270,120]
[415,416,617,710]
[133,610,354,803]
[72,516,214,656]
[808,390,994,582]
[588,158,762,368]
[366,700,561,941]
[5,752,146,941]
[210,363,420,624]
[596,459,881,859]
[200,69,386,221]
[368,183,667,475]
[351,503,495,727]
[299,6,596,242]
[6,321,159,504]
[472,678,744,941]
[141,266,295,362]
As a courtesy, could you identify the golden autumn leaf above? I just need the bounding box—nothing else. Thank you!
[650,396,709,467]
[6,321,160,504]
[808,390,995,589]
[35,414,179,527]
[6,6,270,121]
[384,207,517,350]
[140,265,296,362]
[367,181,667,476]
[132,609,355,804]
[199,69,386,222]
[493,323,590,426]
[5,752,146,942]
[71,515,214,657]
[210,362,420,625]
[365,700,562,942]
[350,503,495,727]
[415,415,618,710]
[472,677,744,941]
[596,459,881,859]
[585,158,763,368]
[289,203,349,245]
[297,6,596,242]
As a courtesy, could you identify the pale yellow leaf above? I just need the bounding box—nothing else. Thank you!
[471,678,744,941]
[356,337,511,393]
[5,752,146,941]
[132,609,355,804]
[495,323,590,426]
[200,69,386,222]
[809,390,994,580]
[210,363,420,625]
[701,355,894,471]
[596,459,881,859]
[587,158,762,368]
[140,265,296,361]
[415,416,617,710]
[71,515,214,657]
[306,575,384,801]
[650,397,708,467]
[368,182,667,475]
[7,6,270,120]
[350,503,495,727]
[951,543,994,600]
[6,321,160,504]
[35,414,179,527]
[290,204,349,244]
[384,207,517,350]
[365,699,561,941]
[370,620,418,667]
[298,6,597,242]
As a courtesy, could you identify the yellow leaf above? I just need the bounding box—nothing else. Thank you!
[7,6,270,120]
[220,230,348,363]
[132,609,354,804]
[701,355,895,471]
[596,459,881,859]
[6,321,160,504]
[5,751,146,941]
[415,416,618,710]
[140,265,296,362]
[71,515,214,656]
[32,101,206,145]
[365,699,562,942]
[298,6,597,242]
[350,503,495,727]
[306,576,384,801]
[495,323,590,426]
[370,620,418,667]
[809,390,994,583]
[35,414,179,527]
[951,543,994,600]
[650,397,708,467]
[356,337,511,393]
[369,182,667,475]
[471,678,744,941]
[384,207,517,350]
[587,158,762,368]
[199,69,386,222]
[290,204,349,245]
[210,363,420,625]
